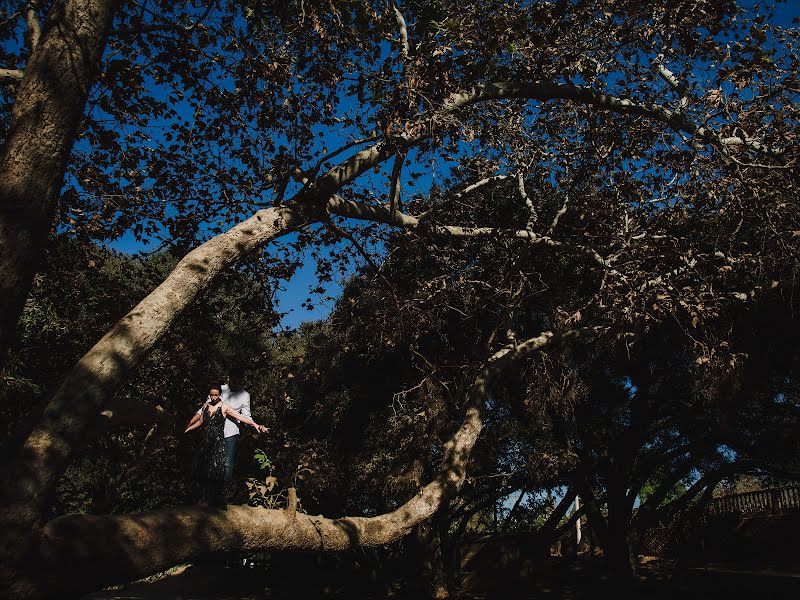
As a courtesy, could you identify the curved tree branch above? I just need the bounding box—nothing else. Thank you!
[23,328,596,597]
[7,74,745,533]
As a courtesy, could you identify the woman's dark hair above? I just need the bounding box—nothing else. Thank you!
[208,382,223,393]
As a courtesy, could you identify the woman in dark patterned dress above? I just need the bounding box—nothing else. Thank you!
[184,384,267,506]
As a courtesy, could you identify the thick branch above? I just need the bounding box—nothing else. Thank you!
[539,487,578,534]
[547,192,569,235]
[29,328,590,597]
[309,136,380,179]
[651,465,734,523]
[441,82,783,156]
[553,503,586,539]
[388,151,404,220]
[516,171,537,230]
[502,489,527,532]
[654,57,689,112]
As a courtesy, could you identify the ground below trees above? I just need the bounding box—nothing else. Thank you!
[83,558,800,600]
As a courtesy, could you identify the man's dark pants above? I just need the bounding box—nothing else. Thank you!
[224,434,240,484]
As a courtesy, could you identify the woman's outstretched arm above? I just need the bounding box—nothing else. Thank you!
[184,409,203,433]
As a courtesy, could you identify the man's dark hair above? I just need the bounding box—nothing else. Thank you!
[228,367,245,379]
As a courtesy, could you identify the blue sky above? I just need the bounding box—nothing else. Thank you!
[10,0,793,331]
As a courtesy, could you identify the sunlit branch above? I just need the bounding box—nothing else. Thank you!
[0,7,36,83]
[328,195,611,268]
[440,82,784,157]
[391,1,409,67]
[548,191,569,235]
[309,135,381,179]
[25,2,42,51]
[516,171,537,230]
[0,68,24,81]
[654,55,689,112]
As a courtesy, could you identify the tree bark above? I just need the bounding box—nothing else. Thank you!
[0,0,117,366]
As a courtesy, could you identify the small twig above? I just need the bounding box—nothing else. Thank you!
[116,1,218,36]
[417,175,510,222]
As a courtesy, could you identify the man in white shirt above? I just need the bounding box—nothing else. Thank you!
[219,368,251,485]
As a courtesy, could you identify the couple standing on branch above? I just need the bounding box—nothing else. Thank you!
[184,369,268,506]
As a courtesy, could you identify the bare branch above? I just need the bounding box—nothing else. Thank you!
[330,194,611,268]
[548,192,569,235]
[553,503,587,539]
[0,68,24,81]
[25,2,42,51]
[388,151,404,220]
[309,136,381,178]
[440,82,784,157]
[516,172,537,230]
[116,1,217,37]
[390,1,409,66]
[654,56,689,112]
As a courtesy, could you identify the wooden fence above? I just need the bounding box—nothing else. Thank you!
[707,485,800,516]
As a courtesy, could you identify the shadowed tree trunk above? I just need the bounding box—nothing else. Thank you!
[411,507,451,599]
[0,0,117,366]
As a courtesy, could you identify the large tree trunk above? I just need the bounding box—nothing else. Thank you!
[603,477,637,581]
[602,523,637,581]
[0,0,117,366]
